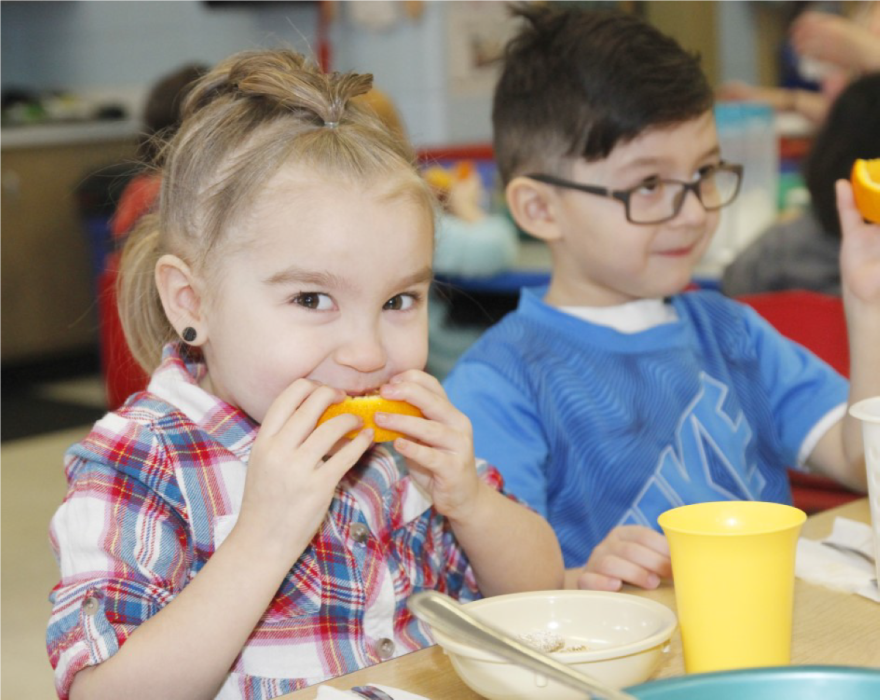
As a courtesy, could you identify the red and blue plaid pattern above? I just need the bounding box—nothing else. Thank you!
[47,344,499,699]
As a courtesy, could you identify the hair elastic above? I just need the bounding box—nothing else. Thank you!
[181,327,197,343]
[324,120,339,129]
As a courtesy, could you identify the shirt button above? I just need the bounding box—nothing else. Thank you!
[350,522,370,544]
[82,596,100,616]
[376,637,395,659]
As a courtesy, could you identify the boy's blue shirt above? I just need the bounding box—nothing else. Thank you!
[444,286,848,567]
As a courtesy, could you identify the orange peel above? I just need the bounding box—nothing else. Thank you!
[851,158,880,223]
[317,395,422,443]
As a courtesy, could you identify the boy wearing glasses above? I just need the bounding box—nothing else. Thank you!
[444,5,879,591]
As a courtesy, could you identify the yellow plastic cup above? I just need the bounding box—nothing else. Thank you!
[658,501,806,673]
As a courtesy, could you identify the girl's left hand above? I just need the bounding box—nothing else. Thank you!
[837,179,880,304]
[377,369,482,522]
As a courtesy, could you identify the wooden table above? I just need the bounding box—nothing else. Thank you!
[284,499,880,699]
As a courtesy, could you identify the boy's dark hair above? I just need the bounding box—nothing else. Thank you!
[492,4,714,184]
[803,72,880,239]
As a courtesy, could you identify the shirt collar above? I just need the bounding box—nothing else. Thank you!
[148,343,259,460]
[559,297,678,333]
[520,285,679,333]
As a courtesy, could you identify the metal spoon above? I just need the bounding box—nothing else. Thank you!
[407,590,638,700]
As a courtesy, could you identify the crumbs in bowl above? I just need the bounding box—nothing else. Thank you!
[517,630,588,654]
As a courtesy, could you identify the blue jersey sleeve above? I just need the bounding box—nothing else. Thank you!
[444,361,550,516]
[741,305,848,466]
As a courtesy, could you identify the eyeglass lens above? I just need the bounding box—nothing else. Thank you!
[631,168,740,223]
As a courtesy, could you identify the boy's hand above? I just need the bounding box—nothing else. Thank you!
[573,525,671,591]
[838,179,880,304]
[377,370,482,522]
[236,379,374,562]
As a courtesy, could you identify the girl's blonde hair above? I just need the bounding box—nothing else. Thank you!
[119,49,434,373]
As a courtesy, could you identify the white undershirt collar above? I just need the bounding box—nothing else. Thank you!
[560,298,679,334]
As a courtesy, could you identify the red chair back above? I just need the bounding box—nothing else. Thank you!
[737,290,849,377]
[99,175,160,409]
[99,252,150,409]
[736,290,856,513]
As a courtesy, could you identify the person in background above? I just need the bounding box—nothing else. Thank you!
[113,63,208,237]
[722,72,880,297]
[47,49,562,700]
[719,2,880,126]
[444,4,879,592]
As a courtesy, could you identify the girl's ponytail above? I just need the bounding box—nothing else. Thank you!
[184,50,375,130]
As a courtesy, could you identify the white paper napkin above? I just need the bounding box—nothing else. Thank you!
[795,517,880,603]
[317,684,430,700]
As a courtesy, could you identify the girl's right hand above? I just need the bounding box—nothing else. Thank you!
[235,380,374,563]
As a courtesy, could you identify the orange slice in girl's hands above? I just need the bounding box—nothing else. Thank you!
[317,395,423,443]
[851,158,880,223]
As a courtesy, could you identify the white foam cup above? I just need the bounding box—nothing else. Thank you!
[848,396,880,584]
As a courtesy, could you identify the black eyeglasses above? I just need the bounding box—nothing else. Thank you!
[526,162,744,224]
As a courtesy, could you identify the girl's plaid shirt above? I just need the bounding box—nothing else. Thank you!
[47,344,504,699]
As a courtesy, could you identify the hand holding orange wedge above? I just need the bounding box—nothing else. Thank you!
[851,158,880,223]
[317,395,422,443]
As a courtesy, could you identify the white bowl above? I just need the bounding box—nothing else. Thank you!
[428,590,677,700]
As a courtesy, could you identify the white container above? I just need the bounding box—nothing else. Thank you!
[702,102,779,276]
[848,396,880,585]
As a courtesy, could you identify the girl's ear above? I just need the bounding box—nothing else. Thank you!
[155,254,206,345]
[505,176,564,243]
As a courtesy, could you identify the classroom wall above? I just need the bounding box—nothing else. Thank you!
[327,2,457,146]
[1,2,315,98]
[0,0,484,147]
[1,0,776,149]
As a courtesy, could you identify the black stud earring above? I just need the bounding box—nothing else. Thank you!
[181,327,197,343]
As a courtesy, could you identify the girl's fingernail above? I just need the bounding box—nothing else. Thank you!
[382,384,401,398]
[374,412,388,424]
[361,428,375,441]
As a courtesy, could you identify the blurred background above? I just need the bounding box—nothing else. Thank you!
[0,1,800,423]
